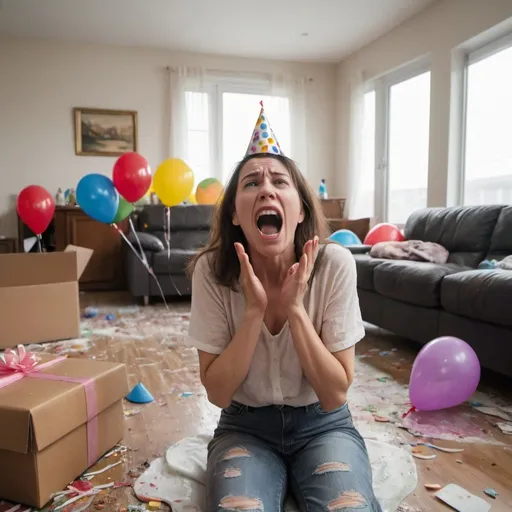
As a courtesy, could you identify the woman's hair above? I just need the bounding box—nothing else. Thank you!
[187,153,330,290]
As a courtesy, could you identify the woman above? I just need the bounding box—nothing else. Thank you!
[186,106,381,512]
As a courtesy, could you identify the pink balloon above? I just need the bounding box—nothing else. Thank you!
[409,336,481,411]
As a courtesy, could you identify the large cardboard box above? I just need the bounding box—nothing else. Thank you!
[0,245,93,348]
[0,353,129,508]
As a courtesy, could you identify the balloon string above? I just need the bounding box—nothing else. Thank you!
[37,234,42,253]
[128,217,148,267]
[163,206,182,297]
[402,406,416,419]
[112,223,169,310]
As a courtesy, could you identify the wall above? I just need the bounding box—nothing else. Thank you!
[0,37,336,237]
[336,0,512,216]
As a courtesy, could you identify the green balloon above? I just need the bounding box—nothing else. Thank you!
[113,196,134,223]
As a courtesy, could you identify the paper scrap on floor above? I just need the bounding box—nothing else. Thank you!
[435,483,491,512]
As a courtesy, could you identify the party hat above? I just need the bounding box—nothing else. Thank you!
[126,382,154,403]
[245,101,282,157]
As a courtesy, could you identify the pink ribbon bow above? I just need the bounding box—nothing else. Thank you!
[0,345,99,467]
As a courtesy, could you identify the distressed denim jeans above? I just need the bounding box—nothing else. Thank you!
[206,401,382,512]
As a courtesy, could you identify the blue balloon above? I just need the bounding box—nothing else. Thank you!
[76,173,119,224]
[329,229,362,246]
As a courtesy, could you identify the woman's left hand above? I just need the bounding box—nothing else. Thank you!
[280,236,319,311]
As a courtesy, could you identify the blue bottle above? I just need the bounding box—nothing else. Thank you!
[318,179,327,199]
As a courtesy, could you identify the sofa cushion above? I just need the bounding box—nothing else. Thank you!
[138,204,213,231]
[487,206,512,262]
[441,269,512,328]
[152,249,196,274]
[127,232,165,252]
[404,205,503,267]
[373,260,467,307]
[354,255,386,291]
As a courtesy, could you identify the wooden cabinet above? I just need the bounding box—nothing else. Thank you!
[18,207,128,291]
[0,238,16,254]
[53,207,128,290]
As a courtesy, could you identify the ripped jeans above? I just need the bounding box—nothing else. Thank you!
[206,400,382,512]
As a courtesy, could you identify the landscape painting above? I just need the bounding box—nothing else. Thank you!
[74,108,138,156]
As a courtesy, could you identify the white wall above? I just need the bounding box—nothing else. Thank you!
[0,37,336,237]
[336,0,512,216]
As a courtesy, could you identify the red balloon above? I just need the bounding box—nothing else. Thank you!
[112,152,151,203]
[364,222,405,245]
[16,185,55,235]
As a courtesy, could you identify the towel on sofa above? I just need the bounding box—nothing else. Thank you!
[370,240,449,264]
[133,434,418,512]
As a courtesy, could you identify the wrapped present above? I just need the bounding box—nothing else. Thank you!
[0,346,129,508]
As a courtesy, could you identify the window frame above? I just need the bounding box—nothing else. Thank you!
[184,73,289,183]
[460,31,512,206]
[367,56,431,225]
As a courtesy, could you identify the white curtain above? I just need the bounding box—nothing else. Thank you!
[167,66,211,188]
[271,74,308,176]
[346,69,371,219]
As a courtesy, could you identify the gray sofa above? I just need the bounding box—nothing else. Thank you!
[125,204,213,302]
[354,205,512,378]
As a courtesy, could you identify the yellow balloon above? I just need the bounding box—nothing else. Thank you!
[153,158,194,206]
[187,192,197,204]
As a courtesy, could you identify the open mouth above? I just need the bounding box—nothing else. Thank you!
[256,209,283,237]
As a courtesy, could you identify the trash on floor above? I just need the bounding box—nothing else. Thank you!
[408,442,464,453]
[83,307,99,318]
[483,488,499,499]
[83,460,123,479]
[496,422,512,435]
[473,406,512,422]
[124,408,143,417]
[411,445,436,460]
[435,483,491,512]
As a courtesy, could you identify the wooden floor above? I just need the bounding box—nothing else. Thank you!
[51,292,512,511]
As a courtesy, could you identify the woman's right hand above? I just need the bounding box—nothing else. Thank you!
[234,242,268,314]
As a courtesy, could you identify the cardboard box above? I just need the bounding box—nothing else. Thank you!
[0,245,93,348]
[0,353,129,508]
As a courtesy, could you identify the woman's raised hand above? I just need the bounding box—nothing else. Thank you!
[234,243,268,314]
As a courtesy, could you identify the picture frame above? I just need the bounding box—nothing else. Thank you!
[74,107,138,156]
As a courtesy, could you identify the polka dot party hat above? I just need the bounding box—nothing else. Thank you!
[245,101,282,157]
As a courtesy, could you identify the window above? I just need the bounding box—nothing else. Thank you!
[185,91,211,188]
[463,38,512,205]
[359,90,376,218]
[387,71,430,224]
[366,62,431,225]
[184,79,292,187]
[223,93,290,183]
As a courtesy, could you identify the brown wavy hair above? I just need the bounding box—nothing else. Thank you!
[188,153,330,290]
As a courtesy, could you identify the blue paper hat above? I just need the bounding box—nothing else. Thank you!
[126,382,154,404]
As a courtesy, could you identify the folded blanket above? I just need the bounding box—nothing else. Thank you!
[369,240,449,264]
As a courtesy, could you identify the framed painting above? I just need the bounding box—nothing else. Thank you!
[74,107,138,156]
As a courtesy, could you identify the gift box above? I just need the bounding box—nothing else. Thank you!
[0,346,129,508]
[0,245,94,348]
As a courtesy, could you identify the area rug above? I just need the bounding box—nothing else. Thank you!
[133,434,418,512]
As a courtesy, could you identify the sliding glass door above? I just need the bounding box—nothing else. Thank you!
[368,63,431,225]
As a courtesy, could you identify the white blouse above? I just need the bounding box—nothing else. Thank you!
[186,243,365,407]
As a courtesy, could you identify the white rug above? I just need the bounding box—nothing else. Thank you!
[134,434,417,512]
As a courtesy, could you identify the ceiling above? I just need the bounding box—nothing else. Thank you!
[0,0,436,62]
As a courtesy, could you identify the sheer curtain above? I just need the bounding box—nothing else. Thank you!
[271,74,308,175]
[346,69,372,219]
[167,66,211,189]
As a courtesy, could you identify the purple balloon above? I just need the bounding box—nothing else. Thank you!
[409,336,481,411]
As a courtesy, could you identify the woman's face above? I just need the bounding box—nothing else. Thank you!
[233,157,304,257]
